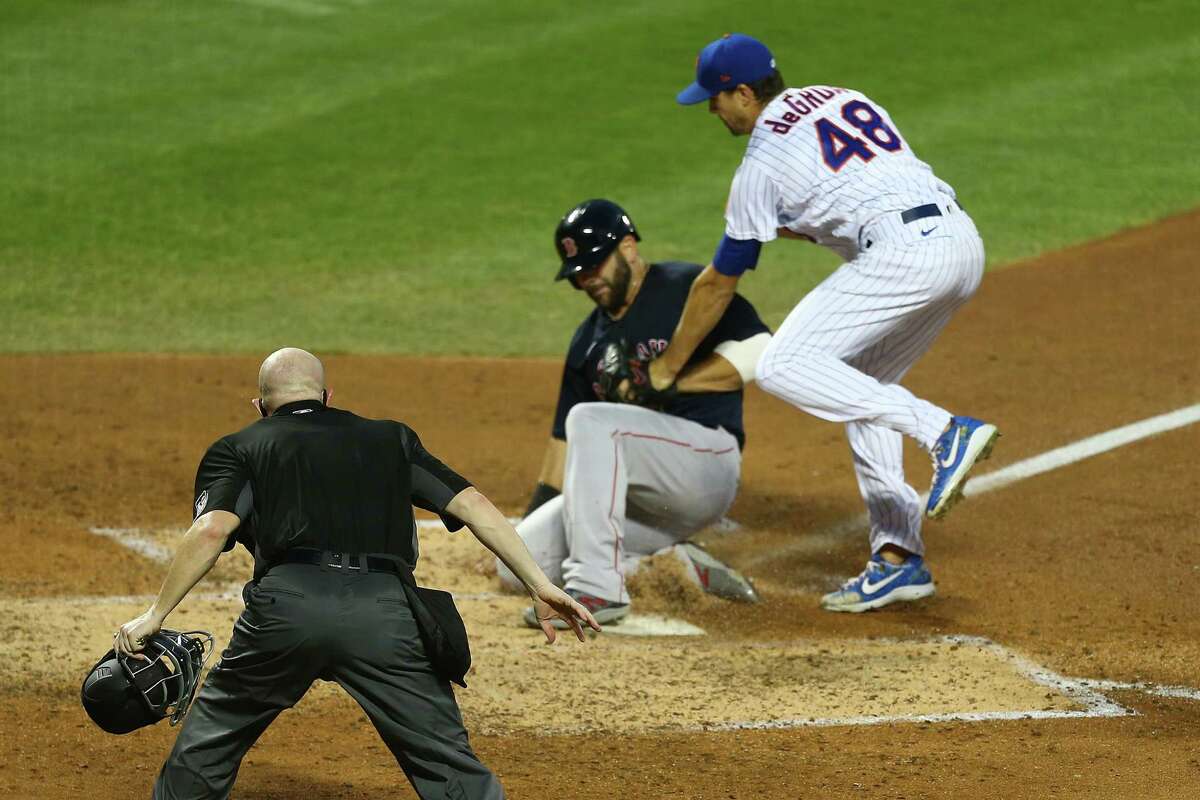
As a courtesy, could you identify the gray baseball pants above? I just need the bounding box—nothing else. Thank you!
[153,562,502,800]
[499,403,741,603]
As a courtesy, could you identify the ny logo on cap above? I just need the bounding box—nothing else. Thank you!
[561,237,578,258]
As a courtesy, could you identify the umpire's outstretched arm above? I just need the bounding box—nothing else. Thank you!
[446,487,601,643]
[114,510,240,656]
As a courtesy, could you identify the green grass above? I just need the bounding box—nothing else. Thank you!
[1,0,1197,354]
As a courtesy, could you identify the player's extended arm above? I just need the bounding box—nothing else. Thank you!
[649,265,740,390]
[447,487,600,642]
[675,332,772,393]
[115,510,240,655]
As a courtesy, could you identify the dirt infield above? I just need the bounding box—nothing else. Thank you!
[2,211,1198,798]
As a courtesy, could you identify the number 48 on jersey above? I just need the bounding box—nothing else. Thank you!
[817,100,903,172]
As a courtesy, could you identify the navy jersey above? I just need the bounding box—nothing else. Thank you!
[551,262,769,448]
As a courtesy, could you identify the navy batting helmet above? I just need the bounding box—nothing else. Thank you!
[554,199,640,282]
[80,629,213,734]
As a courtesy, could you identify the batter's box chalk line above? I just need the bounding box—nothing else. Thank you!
[90,526,176,563]
[690,634,1199,734]
[516,633,1200,737]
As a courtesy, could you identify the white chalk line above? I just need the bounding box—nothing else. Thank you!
[947,635,1127,716]
[690,634,1133,732]
[518,634,1200,736]
[963,403,1200,495]
[90,526,175,562]
[745,403,1200,571]
[655,634,1200,733]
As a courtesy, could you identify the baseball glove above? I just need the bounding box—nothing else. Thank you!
[597,339,677,408]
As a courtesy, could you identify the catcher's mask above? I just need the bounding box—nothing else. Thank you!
[80,629,213,735]
[554,198,640,284]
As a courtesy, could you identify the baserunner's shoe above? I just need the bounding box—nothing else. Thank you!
[820,554,935,613]
[522,589,629,630]
[926,416,1000,519]
[673,542,760,603]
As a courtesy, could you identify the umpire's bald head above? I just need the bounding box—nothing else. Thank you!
[258,347,326,413]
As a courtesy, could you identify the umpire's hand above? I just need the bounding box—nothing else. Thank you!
[530,585,601,643]
[444,486,601,642]
[115,609,163,657]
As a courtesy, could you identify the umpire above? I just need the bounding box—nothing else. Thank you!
[114,347,599,799]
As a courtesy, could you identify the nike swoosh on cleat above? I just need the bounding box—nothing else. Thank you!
[938,427,963,468]
[860,570,906,595]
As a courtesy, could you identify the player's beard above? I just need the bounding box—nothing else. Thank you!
[599,251,632,313]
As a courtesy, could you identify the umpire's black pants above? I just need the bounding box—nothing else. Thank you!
[153,562,503,800]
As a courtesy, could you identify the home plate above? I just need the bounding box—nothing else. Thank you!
[605,614,705,637]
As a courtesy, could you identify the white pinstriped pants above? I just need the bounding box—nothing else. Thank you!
[498,404,740,603]
[755,201,985,556]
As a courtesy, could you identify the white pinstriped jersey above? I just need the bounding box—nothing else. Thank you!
[725,86,957,261]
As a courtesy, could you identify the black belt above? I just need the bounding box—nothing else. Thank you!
[900,201,963,224]
[281,548,406,575]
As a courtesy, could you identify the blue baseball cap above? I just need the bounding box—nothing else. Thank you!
[677,33,776,105]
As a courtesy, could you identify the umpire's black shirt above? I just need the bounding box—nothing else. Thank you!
[191,399,471,572]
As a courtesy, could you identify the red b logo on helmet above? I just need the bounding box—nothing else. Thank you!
[561,237,578,258]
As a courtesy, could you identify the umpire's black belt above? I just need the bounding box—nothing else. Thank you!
[281,548,406,575]
[900,200,964,224]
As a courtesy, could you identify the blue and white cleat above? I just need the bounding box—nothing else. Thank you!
[820,554,936,613]
[926,416,1000,520]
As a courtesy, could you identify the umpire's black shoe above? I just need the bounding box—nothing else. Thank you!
[522,589,629,629]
